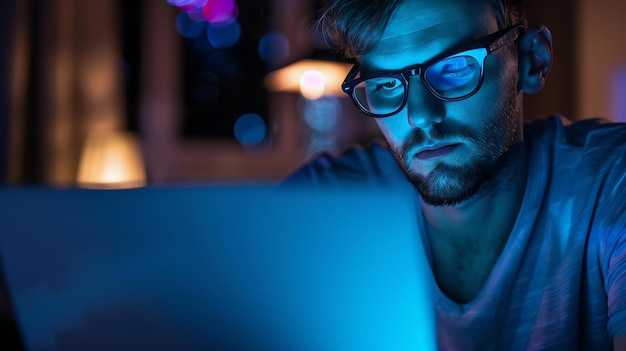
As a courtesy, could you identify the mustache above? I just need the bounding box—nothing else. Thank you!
[401,122,478,158]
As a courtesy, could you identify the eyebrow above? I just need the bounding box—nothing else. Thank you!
[358,8,496,68]
[357,42,469,76]
[357,27,491,74]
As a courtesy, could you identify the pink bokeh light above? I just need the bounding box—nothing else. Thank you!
[202,0,239,24]
[167,0,208,11]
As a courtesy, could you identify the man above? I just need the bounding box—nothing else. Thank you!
[282,0,626,349]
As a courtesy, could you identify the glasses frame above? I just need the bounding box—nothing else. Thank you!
[341,24,525,118]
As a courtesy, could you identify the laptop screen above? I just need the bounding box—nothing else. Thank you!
[0,185,436,350]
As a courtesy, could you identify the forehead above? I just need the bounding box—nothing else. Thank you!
[358,0,499,70]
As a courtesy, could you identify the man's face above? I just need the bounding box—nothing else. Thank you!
[356,0,522,206]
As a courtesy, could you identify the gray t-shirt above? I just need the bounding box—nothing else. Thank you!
[282,115,626,350]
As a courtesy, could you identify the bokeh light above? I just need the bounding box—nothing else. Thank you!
[207,20,241,48]
[300,70,325,100]
[203,0,239,24]
[234,114,267,146]
[302,97,340,132]
[167,0,269,141]
[258,32,290,65]
[175,12,207,39]
[167,0,207,11]
[187,7,208,22]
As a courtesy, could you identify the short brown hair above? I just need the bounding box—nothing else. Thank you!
[316,0,526,58]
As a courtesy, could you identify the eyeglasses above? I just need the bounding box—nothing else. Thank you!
[341,25,524,118]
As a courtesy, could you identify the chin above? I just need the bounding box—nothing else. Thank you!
[406,159,491,207]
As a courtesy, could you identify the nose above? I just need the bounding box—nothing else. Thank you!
[406,77,445,128]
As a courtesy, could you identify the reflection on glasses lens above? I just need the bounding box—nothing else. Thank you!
[353,54,483,116]
[344,25,523,117]
[426,55,481,97]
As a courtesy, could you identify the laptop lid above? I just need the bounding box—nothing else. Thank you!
[0,185,435,350]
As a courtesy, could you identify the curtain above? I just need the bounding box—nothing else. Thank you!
[3,0,125,186]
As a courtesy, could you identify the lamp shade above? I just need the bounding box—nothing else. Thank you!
[264,50,353,98]
[77,131,147,189]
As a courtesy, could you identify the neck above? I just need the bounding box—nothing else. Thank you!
[421,140,528,242]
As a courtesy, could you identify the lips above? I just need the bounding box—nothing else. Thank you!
[414,143,460,160]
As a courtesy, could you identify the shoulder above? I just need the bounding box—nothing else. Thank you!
[531,115,626,232]
[525,115,626,178]
[280,141,405,189]
[525,114,626,151]
[524,115,626,223]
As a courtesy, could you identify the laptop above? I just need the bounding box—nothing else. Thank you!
[0,185,436,350]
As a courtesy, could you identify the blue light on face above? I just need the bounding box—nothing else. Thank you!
[207,20,241,48]
[258,32,290,65]
[234,114,267,146]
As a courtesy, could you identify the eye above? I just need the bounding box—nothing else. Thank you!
[372,79,401,92]
[360,77,404,101]
[379,80,398,90]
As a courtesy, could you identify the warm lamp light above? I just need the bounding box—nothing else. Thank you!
[264,55,353,98]
[300,70,326,99]
[77,131,147,189]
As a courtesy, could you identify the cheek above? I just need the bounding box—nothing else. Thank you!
[449,56,518,124]
[443,97,494,131]
[374,116,408,147]
[486,51,520,103]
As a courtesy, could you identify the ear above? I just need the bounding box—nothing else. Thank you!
[517,24,553,94]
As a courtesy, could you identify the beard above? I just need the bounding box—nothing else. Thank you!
[390,87,520,206]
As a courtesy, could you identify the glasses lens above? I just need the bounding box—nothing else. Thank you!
[425,52,483,99]
[352,77,405,116]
